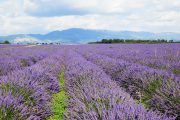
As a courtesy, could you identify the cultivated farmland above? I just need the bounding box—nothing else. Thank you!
[0,44,179,120]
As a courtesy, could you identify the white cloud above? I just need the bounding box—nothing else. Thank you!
[0,0,23,17]
[0,0,179,35]
[23,0,147,16]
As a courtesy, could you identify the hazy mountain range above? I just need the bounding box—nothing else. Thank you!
[0,28,180,44]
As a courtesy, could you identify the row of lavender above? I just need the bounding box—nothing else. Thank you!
[0,45,58,76]
[0,46,65,119]
[78,44,180,76]
[63,50,175,120]
[74,44,180,118]
[0,45,26,49]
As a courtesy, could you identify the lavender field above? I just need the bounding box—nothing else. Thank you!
[0,44,179,120]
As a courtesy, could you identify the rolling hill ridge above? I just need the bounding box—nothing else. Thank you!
[0,28,180,44]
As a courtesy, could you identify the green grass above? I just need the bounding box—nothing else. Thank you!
[173,68,180,75]
[48,70,68,120]
[140,80,162,108]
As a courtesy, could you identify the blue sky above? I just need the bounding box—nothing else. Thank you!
[0,0,180,35]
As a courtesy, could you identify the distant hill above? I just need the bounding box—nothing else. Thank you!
[0,28,180,44]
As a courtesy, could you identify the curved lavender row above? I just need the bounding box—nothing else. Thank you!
[75,44,180,76]
[78,50,179,117]
[88,44,180,76]
[0,49,64,119]
[0,45,58,76]
[102,47,179,77]
[64,50,174,120]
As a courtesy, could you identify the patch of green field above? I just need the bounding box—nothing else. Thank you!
[48,70,67,120]
[173,68,180,75]
[140,80,162,108]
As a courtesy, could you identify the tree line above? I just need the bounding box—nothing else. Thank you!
[89,39,180,44]
[0,40,10,44]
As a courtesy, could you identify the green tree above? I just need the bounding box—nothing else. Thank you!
[3,41,10,44]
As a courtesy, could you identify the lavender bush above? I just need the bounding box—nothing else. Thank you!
[77,49,179,117]
[64,50,174,120]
